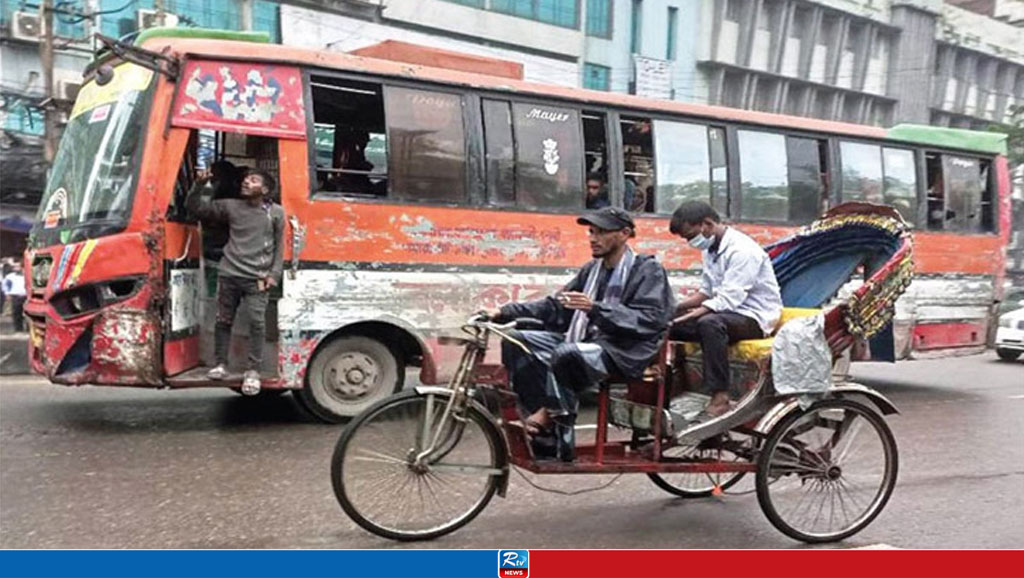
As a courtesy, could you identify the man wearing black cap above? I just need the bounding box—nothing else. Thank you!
[488,207,675,461]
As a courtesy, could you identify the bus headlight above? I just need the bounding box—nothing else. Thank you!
[51,276,143,319]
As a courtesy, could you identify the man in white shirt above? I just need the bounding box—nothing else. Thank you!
[668,201,783,418]
[2,262,27,332]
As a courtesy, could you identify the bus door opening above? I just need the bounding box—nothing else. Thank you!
[165,129,282,380]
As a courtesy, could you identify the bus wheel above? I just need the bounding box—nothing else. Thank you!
[298,335,403,423]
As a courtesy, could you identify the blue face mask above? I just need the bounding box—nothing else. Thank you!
[688,232,713,250]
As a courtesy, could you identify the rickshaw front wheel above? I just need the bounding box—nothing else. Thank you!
[332,389,506,541]
[755,398,898,543]
[647,436,751,498]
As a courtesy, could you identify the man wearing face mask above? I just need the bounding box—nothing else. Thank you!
[668,201,782,418]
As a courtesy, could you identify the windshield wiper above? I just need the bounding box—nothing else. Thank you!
[90,34,179,81]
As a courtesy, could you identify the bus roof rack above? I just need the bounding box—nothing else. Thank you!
[88,27,270,79]
[886,124,1008,156]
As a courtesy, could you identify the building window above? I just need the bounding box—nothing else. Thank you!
[630,0,643,54]
[583,63,611,91]
[490,0,579,28]
[666,6,678,60]
[586,0,612,38]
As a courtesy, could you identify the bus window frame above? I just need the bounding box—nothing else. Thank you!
[917,146,1000,236]
[298,65,1001,232]
[727,123,842,227]
[835,137,921,228]
[303,68,476,209]
[833,136,921,229]
[382,84,473,205]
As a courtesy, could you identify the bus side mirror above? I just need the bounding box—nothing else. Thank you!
[95,65,115,87]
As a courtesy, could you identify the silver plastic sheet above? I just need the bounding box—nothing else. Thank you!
[771,313,831,395]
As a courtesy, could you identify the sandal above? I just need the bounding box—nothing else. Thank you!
[524,418,551,437]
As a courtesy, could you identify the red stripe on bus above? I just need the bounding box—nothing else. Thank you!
[912,322,987,351]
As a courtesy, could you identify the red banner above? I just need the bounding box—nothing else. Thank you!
[529,550,1024,578]
[172,59,306,139]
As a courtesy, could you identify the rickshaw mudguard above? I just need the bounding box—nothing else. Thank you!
[754,384,899,435]
[413,386,512,498]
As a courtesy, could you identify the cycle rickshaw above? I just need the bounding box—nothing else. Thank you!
[330,203,912,543]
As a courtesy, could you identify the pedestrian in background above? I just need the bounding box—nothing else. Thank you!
[2,262,27,332]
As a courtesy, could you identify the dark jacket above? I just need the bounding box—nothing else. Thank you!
[186,185,285,281]
[499,254,675,379]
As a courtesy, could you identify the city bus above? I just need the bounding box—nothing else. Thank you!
[24,29,1011,422]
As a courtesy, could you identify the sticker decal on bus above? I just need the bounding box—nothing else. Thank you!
[88,104,111,124]
[172,60,306,140]
[42,188,68,229]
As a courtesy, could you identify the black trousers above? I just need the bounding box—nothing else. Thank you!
[9,296,25,332]
[500,330,610,419]
[215,275,268,371]
[669,312,764,393]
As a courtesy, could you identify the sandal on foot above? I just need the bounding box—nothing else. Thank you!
[524,418,552,437]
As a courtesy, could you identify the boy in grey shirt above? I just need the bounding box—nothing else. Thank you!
[187,168,284,394]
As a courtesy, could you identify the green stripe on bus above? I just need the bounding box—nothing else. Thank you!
[134,27,270,47]
[886,124,1008,156]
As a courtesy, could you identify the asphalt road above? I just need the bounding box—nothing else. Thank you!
[1,352,1021,549]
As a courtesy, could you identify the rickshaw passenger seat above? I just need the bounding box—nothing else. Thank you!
[679,307,821,362]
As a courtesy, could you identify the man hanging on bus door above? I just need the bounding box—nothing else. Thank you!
[486,207,675,461]
[668,201,783,419]
[187,168,284,394]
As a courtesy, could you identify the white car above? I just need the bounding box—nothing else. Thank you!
[995,308,1024,361]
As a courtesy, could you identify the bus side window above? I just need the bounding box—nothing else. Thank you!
[482,99,516,206]
[882,148,918,224]
[384,87,468,203]
[736,130,788,222]
[926,153,945,229]
[310,76,388,197]
[839,141,884,207]
[651,119,709,214]
[786,136,824,224]
[620,117,654,214]
[944,155,989,233]
[511,102,583,211]
[583,111,609,209]
[708,127,728,216]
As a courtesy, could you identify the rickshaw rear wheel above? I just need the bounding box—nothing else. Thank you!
[756,398,898,543]
[332,389,506,541]
[647,436,750,498]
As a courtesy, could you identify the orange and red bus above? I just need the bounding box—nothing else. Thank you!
[24,29,1011,421]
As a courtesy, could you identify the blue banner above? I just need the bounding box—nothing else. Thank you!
[0,550,502,578]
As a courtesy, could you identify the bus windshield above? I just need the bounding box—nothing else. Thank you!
[33,63,155,244]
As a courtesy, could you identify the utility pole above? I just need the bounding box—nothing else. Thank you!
[39,0,56,164]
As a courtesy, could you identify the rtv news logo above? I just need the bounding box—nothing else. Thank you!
[498,549,529,578]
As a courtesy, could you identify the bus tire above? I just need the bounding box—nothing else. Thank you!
[298,335,403,423]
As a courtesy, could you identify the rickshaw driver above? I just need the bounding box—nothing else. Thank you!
[668,201,783,418]
[485,207,675,461]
